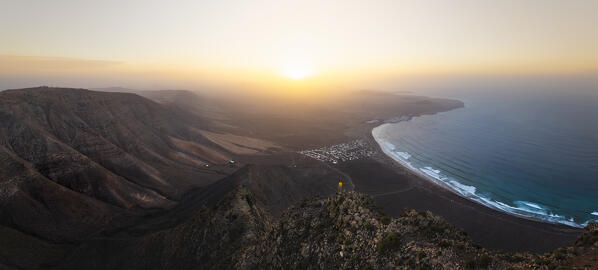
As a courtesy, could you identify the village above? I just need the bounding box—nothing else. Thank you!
[298,139,377,164]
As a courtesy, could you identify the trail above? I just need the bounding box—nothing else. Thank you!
[327,164,356,192]
[370,186,416,198]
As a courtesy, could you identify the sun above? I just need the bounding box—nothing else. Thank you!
[279,62,315,80]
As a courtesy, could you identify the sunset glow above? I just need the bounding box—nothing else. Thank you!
[0,0,597,91]
[280,64,314,80]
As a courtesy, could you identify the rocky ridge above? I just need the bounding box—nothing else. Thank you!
[59,189,597,269]
[255,192,597,269]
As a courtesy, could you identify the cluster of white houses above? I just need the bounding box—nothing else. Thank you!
[298,139,376,164]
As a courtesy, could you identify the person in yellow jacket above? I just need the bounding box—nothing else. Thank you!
[338,180,343,192]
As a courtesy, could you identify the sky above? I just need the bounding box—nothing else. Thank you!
[1,0,597,93]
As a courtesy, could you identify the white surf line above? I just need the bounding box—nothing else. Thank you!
[371,124,584,228]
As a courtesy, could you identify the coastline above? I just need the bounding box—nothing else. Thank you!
[370,116,587,229]
[235,91,582,253]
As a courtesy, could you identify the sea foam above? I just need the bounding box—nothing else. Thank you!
[397,152,411,160]
[372,124,585,228]
[521,202,544,210]
[448,180,477,196]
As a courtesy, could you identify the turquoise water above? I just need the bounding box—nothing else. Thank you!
[373,85,598,227]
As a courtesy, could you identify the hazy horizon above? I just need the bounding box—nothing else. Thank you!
[2,0,597,95]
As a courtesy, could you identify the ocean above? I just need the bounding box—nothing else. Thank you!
[372,81,598,227]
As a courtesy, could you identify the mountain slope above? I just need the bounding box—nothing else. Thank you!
[0,142,131,242]
[0,225,70,269]
[0,87,245,242]
[0,87,229,194]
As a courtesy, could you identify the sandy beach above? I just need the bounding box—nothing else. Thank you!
[332,128,582,253]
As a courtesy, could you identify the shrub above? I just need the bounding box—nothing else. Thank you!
[377,232,400,254]
[315,234,323,242]
[380,216,391,225]
[465,254,492,269]
[536,257,551,265]
[423,224,445,238]
[465,259,477,270]
[478,254,492,268]
[300,199,308,207]
[244,194,254,206]
[344,238,352,246]
[327,233,336,242]
[438,240,451,248]
[423,227,435,238]
[575,232,598,247]
[414,265,431,270]
[553,248,567,260]
[502,253,524,263]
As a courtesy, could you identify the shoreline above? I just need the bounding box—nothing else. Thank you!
[338,156,582,253]
[343,120,583,252]
[370,119,587,229]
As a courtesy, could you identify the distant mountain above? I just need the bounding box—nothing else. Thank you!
[0,87,276,242]
[91,87,230,122]
[92,87,465,149]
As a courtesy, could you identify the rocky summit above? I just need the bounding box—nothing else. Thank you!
[59,188,597,270]
[255,192,597,270]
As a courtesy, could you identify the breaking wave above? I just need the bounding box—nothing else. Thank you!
[372,125,595,228]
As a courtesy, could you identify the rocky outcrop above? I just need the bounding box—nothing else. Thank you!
[254,192,597,269]
[58,189,597,270]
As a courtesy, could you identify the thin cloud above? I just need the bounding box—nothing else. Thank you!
[0,55,124,72]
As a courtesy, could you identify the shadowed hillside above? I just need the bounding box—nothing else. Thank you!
[0,87,277,243]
